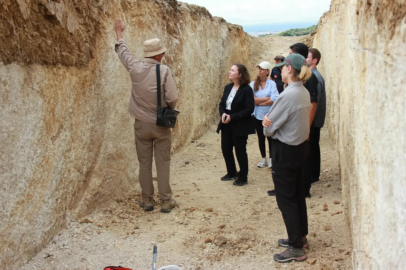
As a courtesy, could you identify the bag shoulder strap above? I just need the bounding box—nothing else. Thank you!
[156,64,161,109]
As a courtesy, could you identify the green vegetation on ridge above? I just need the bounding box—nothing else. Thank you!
[278,25,317,36]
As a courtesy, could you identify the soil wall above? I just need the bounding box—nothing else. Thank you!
[312,0,406,268]
[0,0,254,268]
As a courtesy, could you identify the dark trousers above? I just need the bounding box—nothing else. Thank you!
[272,139,309,248]
[254,118,272,158]
[221,124,249,181]
[305,127,321,194]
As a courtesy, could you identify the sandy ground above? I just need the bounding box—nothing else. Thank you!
[22,127,352,270]
[22,35,352,269]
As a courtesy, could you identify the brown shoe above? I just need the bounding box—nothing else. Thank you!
[160,199,177,213]
[139,199,154,212]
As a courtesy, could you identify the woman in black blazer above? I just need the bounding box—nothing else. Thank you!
[216,64,255,186]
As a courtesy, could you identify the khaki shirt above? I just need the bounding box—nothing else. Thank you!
[115,39,178,123]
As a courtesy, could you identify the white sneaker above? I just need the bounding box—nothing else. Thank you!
[268,158,272,168]
[257,158,268,168]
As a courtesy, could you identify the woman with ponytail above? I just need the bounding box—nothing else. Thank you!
[249,61,279,168]
[262,54,312,263]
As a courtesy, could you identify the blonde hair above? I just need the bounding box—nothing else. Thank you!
[292,65,312,82]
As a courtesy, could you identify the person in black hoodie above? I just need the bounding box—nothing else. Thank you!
[267,43,319,197]
[217,64,255,186]
[271,55,285,94]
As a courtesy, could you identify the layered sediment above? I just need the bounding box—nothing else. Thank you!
[312,0,406,268]
[2,0,405,268]
[0,0,254,267]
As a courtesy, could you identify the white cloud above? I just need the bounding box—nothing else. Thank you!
[180,0,331,25]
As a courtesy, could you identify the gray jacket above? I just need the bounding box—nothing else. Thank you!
[264,81,311,145]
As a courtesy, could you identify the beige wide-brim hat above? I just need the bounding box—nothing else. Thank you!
[143,38,167,57]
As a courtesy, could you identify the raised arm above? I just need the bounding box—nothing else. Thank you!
[114,19,125,41]
[114,19,138,71]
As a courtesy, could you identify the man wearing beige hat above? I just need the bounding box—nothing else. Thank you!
[114,19,178,213]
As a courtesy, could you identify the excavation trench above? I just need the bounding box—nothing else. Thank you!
[3,0,405,268]
[21,35,352,269]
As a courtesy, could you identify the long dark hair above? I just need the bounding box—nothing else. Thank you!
[253,69,270,91]
[233,63,250,85]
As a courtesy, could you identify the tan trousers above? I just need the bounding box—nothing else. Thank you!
[134,120,172,201]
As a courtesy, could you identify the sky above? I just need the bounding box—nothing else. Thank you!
[180,0,332,26]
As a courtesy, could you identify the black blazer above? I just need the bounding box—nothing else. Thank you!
[216,83,255,136]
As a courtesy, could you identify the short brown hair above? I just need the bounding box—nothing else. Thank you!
[309,48,321,65]
[233,63,251,85]
[274,55,285,61]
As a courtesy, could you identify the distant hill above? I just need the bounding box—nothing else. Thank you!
[242,21,317,33]
[278,25,317,36]
[244,22,318,37]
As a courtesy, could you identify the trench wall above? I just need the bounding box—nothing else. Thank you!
[312,0,406,268]
[0,0,254,268]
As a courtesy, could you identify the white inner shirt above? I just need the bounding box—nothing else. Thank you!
[226,87,238,110]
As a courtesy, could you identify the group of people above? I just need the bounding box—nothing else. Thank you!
[216,43,326,262]
[114,18,326,263]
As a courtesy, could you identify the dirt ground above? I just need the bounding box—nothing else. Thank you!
[22,36,352,270]
[22,128,352,270]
